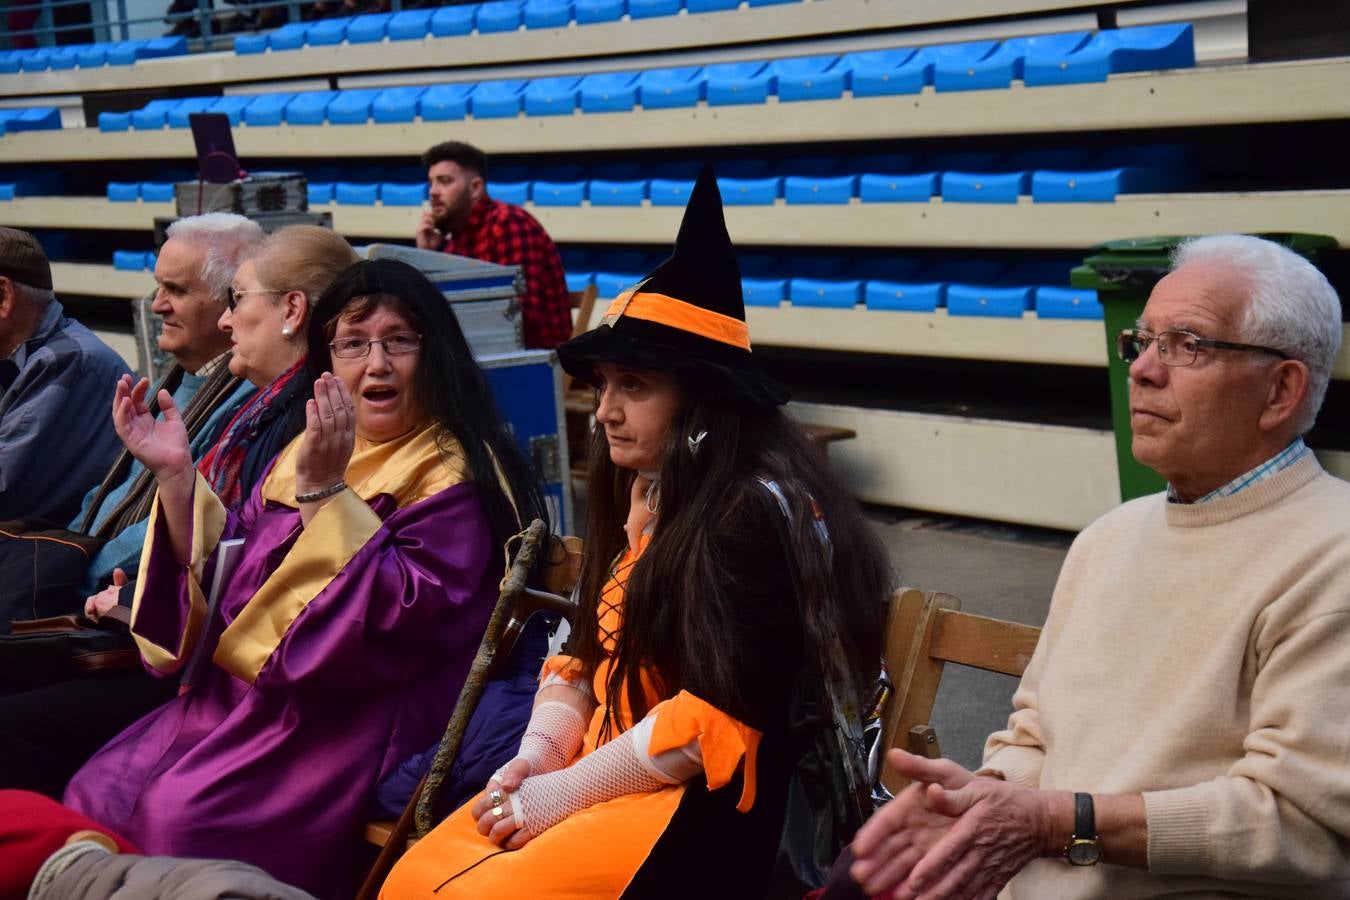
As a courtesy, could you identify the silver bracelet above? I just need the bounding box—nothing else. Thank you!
[295,481,347,504]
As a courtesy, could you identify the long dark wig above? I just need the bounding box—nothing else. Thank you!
[569,382,895,737]
[306,258,546,547]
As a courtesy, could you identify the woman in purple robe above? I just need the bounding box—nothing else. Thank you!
[62,259,546,899]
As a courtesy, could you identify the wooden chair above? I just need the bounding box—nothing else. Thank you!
[878,588,1042,795]
[355,520,583,900]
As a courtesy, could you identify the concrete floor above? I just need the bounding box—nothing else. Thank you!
[866,508,1072,771]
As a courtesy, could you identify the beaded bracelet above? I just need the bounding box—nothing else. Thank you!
[295,481,347,504]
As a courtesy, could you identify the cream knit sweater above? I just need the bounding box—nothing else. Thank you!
[984,454,1350,899]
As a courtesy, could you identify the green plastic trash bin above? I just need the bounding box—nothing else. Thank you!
[1072,233,1338,502]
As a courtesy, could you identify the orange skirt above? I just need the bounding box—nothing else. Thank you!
[380,785,686,899]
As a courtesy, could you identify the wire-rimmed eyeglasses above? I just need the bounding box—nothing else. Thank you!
[328,333,423,359]
[1115,329,1291,367]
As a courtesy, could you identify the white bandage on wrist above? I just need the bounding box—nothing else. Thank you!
[630,714,703,784]
[515,699,587,777]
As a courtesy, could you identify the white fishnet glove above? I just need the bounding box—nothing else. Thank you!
[510,699,587,779]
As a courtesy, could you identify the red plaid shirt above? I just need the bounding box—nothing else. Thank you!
[442,196,572,349]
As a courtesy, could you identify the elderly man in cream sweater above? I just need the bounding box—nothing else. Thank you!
[848,234,1350,900]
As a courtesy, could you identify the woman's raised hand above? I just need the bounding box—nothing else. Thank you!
[111,375,192,484]
[295,373,356,495]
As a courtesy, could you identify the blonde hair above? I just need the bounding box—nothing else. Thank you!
[245,225,358,308]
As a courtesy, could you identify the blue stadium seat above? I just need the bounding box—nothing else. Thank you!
[308,182,335,204]
[1031,166,1162,202]
[139,36,189,58]
[48,47,84,70]
[242,92,296,126]
[579,71,641,113]
[371,86,426,123]
[141,182,176,202]
[335,182,380,204]
[649,178,694,206]
[0,107,61,131]
[941,170,1030,203]
[524,76,583,116]
[490,181,531,205]
[430,3,480,35]
[234,33,270,54]
[574,0,624,22]
[588,179,647,205]
[471,79,528,118]
[107,182,141,202]
[347,12,392,43]
[387,9,433,40]
[784,174,857,204]
[0,52,20,74]
[98,112,131,131]
[533,180,586,205]
[477,0,525,32]
[1034,286,1101,319]
[0,183,14,200]
[265,23,308,51]
[76,43,111,67]
[775,53,846,101]
[306,16,354,45]
[127,99,178,129]
[628,0,680,19]
[327,88,381,124]
[594,271,642,298]
[638,66,706,109]
[202,95,254,125]
[19,50,53,72]
[380,182,426,206]
[933,31,1090,92]
[285,90,339,125]
[859,172,937,202]
[790,278,863,308]
[687,0,737,11]
[165,97,219,128]
[704,60,771,105]
[718,176,781,204]
[1024,23,1194,85]
[851,42,999,96]
[865,280,944,312]
[743,278,789,307]
[113,250,150,271]
[565,271,594,293]
[420,83,476,120]
[947,284,1033,317]
[524,0,574,28]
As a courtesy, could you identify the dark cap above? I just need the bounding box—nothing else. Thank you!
[0,227,52,291]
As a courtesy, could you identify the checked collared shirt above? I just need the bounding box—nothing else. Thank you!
[1169,438,1311,504]
[441,195,572,349]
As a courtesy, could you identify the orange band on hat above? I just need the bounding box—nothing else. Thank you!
[602,290,750,351]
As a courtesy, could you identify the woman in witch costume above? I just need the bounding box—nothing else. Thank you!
[381,166,894,899]
[62,260,545,899]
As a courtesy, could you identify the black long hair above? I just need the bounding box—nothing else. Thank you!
[307,258,546,547]
[570,383,895,735]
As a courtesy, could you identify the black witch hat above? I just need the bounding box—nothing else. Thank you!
[557,164,789,407]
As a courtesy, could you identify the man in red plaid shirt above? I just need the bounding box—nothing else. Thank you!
[416,141,572,349]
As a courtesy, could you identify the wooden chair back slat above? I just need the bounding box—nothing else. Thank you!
[879,588,1041,795]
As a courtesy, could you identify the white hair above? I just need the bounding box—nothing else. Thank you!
[1171,234,1343,435]
[164,213,265,302]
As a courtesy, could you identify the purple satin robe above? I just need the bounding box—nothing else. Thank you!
[64,479,499,899]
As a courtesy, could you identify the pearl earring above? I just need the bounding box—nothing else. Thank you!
[281,325,293,337]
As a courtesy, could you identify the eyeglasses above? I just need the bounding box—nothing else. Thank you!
[1115,329,1291,367]
[328,332,423,359]
[226,287,281,311]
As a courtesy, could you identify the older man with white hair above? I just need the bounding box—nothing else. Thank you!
[847,234,1350,899]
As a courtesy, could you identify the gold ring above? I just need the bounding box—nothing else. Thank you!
[492,805,505,819]
[489,790,503,806]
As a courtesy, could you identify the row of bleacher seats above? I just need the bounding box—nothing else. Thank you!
[113,250,158,271]
[0,37,188,73]
[571,270,1100,318]
[92,23,1194,132]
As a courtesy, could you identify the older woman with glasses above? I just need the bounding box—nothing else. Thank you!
[62,259,546,899]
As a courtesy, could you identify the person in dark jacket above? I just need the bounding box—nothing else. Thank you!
[0,227,131,525]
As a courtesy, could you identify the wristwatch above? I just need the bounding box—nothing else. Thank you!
[1063,792,1102,866]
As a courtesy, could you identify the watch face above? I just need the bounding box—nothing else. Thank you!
[1067,840,1102,866]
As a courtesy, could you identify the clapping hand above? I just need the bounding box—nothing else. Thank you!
[294,373,356,498]
[111,375,192,485]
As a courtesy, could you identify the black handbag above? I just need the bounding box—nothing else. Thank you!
[0,518,107,631]
[0,606,138,694]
